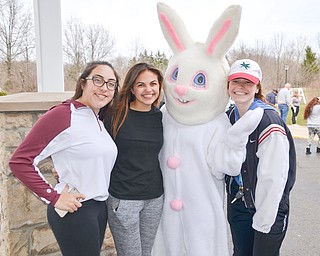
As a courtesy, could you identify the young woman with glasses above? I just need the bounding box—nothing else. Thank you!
[9,61,120,256]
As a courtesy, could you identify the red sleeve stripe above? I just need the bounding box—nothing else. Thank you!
[259,126,286,144]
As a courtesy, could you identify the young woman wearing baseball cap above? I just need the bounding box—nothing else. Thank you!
[225,59,296,256]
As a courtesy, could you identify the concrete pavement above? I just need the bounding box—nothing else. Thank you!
[280,138,320,256]
[264,124,319,255]
[228,126,319,256]
[287,124,309,140]
[277,125,319,255]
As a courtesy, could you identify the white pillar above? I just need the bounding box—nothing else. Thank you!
[33,0,64,92]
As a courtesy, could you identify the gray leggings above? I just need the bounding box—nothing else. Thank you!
[107,195,163,256]
[306,127,320,148]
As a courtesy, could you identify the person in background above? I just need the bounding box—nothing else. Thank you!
[290,89,301,125]
[104,63,164,256]
[225,59,296,256]
[303,96,320,155]
[9,61,120,256]
[277,83,292,123]
[265,88,278,106]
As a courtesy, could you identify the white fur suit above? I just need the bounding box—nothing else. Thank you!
[152,3,263,256]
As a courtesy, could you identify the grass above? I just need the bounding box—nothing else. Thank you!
[284,87,320,126]
[286,103,307,126]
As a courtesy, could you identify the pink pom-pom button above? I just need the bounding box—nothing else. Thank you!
[167,156,181,169]
[170,199,183,211]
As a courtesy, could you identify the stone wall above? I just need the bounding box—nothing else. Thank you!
[0,92,116,255]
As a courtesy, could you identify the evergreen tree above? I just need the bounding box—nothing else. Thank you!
[128,50,169,74]
[301,46,319,85]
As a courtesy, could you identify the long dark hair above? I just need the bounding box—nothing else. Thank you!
[110,62,163,139]
[71,61,120,121]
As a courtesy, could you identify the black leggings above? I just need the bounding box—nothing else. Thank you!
[291,106,299,124]
[47,199,107,256]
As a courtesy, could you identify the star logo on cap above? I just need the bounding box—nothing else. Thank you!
[240,62,250,70]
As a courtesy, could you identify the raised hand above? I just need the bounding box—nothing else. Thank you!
[226,108,263,149]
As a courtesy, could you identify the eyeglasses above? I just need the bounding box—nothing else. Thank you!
[86,75,117,91]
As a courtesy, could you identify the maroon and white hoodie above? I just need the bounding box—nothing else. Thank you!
[9,99,117,206]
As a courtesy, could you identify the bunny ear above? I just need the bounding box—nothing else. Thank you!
[157,2,193,54]
[205,5,242,57]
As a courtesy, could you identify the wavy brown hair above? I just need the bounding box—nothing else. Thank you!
[304,97,320,119]
[109,63,163,139]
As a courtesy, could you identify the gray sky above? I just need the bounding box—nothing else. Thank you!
[29,0,320,56]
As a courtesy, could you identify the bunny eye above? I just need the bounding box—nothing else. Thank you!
[193,73,206,88]
[171,67,179,81]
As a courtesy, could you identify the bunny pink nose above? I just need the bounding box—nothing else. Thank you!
[175,84,188,97]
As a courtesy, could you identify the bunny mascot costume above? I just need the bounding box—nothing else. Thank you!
[152,3,263,256]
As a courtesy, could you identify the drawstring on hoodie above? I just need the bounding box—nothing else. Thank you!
[91,109,102,131]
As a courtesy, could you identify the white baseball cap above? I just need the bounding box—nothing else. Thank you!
[228,59,262,84]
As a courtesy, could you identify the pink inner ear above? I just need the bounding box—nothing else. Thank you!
[207,19,231,55]
[160,12,185,52]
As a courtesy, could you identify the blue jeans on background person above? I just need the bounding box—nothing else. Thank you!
[278,104,289,123]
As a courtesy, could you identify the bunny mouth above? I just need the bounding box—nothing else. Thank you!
[174,98,193,105]
[178,98,189,103]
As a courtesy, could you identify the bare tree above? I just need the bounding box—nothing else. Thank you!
[281,37,308,86]
[63,17,86,86]
[128,37,145,59]
[0,0,34,89]
[20,24,35,62]
[85,24,115,62]
[63,18,116,88]
[63,17,85,66]
[315,32,320,55]
[269,33,286,86]
[111,55,129,79]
